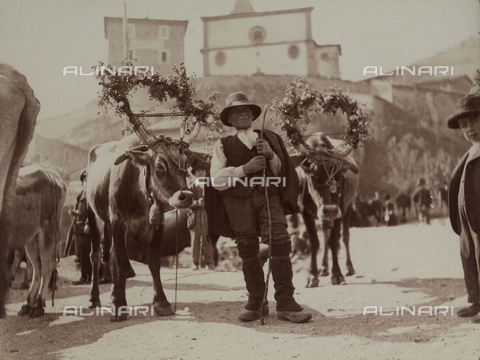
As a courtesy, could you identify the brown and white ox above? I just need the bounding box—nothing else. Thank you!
[0,64,39,318]
[5,165,66,317]
[290,133,359,287]
[85,127,201,321]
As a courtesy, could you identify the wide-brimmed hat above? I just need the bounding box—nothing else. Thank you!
[447,71,480,129]
[220,92,262,126]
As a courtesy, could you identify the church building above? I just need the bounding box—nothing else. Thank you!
[201,0,341,78]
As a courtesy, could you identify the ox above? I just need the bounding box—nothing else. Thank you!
[290,133,359,286]
[5,165,66,317]
[0,64,39,318]
[86,127,200,321]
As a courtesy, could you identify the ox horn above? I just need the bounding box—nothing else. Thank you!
[181,121,202,145]
[335,143,354,158]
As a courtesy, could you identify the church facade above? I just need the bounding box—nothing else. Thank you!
[201,1,341,78]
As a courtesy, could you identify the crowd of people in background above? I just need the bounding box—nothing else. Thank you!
[351,177,445,228]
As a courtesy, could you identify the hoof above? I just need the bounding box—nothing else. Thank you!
[154,305,174,316]
[89,300,101,309]
[331,275,346,285]
[110,313,128,322]
[306,277,320,288]
[346,269,355,276]
[29,307,45,318]
[18,304,31,316]
[320,269,329,277]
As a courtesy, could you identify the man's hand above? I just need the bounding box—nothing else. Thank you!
[256,139,275,160]
[243,155,267,174]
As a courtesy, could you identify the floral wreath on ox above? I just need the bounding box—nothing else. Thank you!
[270,78,373,192]
[95,59,221,160]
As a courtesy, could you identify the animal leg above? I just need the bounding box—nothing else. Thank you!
[302,211,320,288]
[34,228,56,318]
[87,208,101,308]
[20,235,41,316]
[21,252,33,289]
[149,225,173,316]
[329,219,346,285]
[109,222,129,322]
[343,207,355,276]
[320,228,330,277]
[8,248,23,286]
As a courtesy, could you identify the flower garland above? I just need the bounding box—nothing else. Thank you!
[95,59,223,141]
[271,78,373,149]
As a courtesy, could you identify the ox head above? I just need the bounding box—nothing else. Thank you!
[115,122,204,209]
[292,133,358,228]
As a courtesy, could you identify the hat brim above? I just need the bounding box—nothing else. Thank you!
[447,109,480,129]
[220,104,262,126]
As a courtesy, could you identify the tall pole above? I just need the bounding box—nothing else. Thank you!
[122,1,128,59]
[122,1,128,136]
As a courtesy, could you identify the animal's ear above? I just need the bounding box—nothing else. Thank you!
[114,145,149,166]
[289,154,306,168]
[126,148,150,166]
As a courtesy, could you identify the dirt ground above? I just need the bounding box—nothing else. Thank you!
[1,218,480,360]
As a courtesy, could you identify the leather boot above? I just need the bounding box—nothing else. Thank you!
[271,242,312,323]
[237,242,268,321]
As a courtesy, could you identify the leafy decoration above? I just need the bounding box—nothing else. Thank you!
[95,58,222,142]
[271,78,373,149]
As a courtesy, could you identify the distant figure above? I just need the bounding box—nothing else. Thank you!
[65,171,92,285]
[395,192,412,224]
[437,183,448,213]
[446,72,480,317]
[413,178,433,224]
[367,192,383,226]
[383,194,396,226]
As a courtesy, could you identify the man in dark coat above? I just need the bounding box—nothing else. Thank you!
[67,171,92,285]
[208,92,311,323]
[413,178,433,224]
[447,71,480,317]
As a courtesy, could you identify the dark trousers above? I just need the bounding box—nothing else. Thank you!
[459,205,480,304]
[223,188,290,245]
[76,233,92,280]
[223,188,301,311]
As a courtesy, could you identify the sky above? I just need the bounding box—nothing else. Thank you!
[0,0,479,120]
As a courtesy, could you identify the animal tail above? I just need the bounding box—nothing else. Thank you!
[48,267,58,292]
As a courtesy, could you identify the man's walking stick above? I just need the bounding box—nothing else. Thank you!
[259,106,273,325]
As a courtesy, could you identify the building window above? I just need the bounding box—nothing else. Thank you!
[215,52,226,66]
[159,25,169,40]
[321,52,330,61]
[288,45,299,59]
[249,26,266,44]
[161,50,169,63]
[127,24,136,39]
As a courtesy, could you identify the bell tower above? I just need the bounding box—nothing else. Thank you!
[231,0,255,14]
